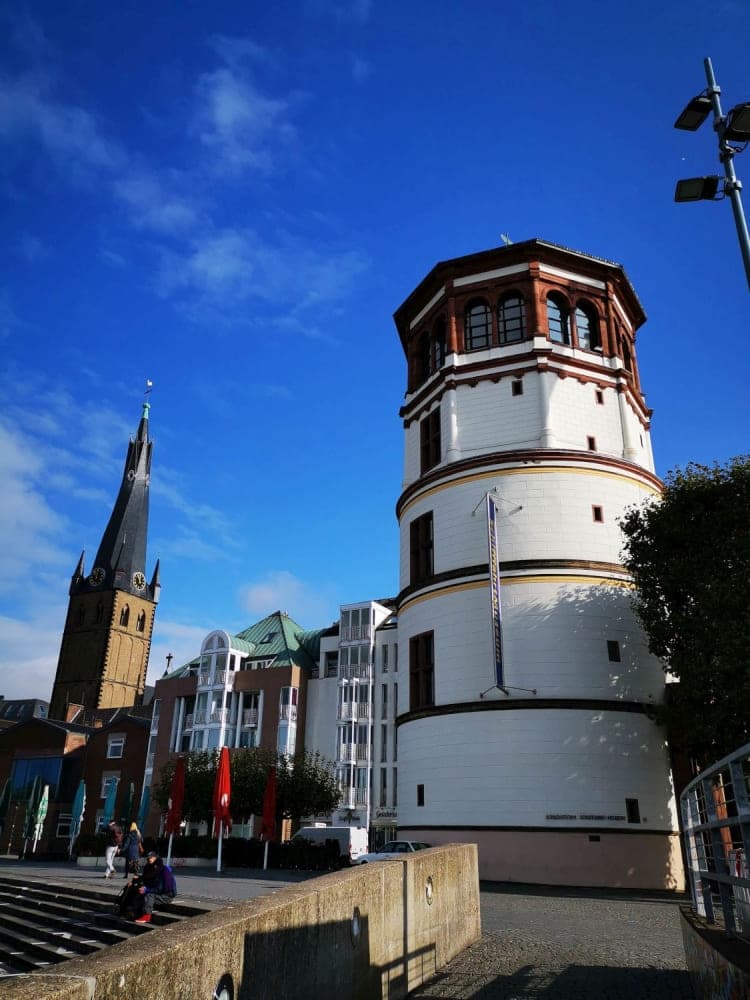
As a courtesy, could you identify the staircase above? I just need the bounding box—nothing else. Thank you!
[0,873,210,975]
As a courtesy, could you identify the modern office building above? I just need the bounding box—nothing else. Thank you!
[391,239,682,888]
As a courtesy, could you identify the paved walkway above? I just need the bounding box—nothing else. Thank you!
[412,883,694,999]
[1,861,694,998]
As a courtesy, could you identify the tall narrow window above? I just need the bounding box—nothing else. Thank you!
[574,302,599,350]
[381,683,388,719]
[410,511,434,585]
[409,632,434,711]
[607,640,621,662]
[119,606,130,627]
[464,300,491,350]
[380,768,387,807]
[432,318,446,372]
[136,611,146,633]
[497,294,525,343]
[417,783,425,807]
[547,294,570,345]
[622,342,632,371]
[420,408,441,474]
[626,798,640,824]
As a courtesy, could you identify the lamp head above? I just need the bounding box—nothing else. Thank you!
[674,175,721,202]
[674,94,713,131]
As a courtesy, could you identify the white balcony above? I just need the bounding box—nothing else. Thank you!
[184,714,194,730]
[339,663,373,681]
[340,625,372,642]
[279,705,298,722]
[209,708,234,724]
[198,669,227,687]
[242,708,259,727]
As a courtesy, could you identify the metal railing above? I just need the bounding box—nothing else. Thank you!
[337,744,370,764]
[339,662,373,680]
[279,705,298,722]
[340,625,372,641]
[681,741,750,939]
[198,669,227,687]
[242,708,258,726]
[337,703,370,721]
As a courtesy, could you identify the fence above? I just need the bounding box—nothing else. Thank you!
[681,740,750,938]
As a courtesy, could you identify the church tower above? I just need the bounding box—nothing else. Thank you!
[393,239,682,890]
[49,402,161,720]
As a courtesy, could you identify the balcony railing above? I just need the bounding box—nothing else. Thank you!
[184,714,194,730]
[337,703,370,721]
[339,662,373,680]
[339,786,369,809]
[340,625,372,642]
[337,744,370,764]
[209,708,234,725]
[279,705,298,722]
[242,708,259,727]
[197,669,228,687]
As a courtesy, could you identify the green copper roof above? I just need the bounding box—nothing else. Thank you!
[235,610,317,671]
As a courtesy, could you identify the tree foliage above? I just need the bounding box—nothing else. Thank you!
[620,456,750,762]
[153,747,339,830]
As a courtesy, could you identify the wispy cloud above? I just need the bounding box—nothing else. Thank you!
[239,570,339,627]
[350,54,371,83]
[113,169,201,235]
[0,289,21,340]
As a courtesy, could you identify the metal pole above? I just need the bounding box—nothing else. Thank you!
[704,57,750,290]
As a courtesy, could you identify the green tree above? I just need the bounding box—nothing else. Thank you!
[153,750,217,825]
[231,747,277,821]
[620,456,750,763]
[277,750,340,824]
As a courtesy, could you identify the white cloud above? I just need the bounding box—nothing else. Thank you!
[147,619,213,687]
[0,611,63,701]
[239,570,338,628]
[113,170,201,235]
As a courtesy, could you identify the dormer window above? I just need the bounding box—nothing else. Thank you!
[260,631,279,645]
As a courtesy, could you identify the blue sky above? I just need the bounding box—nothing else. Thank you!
[1,1,748,701]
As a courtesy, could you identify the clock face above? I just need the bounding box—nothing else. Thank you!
[89,567,105,586]
[132,571,146,591]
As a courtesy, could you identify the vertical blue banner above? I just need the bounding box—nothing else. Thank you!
[486,493,504,687]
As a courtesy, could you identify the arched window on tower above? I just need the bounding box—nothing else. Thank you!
[431,317,446,372]
[464,300,491,351]
[622,340,632,371]
[120,605,130,627]
[95,602,104,624]
[136,611,146,633]
[498,293,526,344]
[574,302,600,351]
[547,294,570,345]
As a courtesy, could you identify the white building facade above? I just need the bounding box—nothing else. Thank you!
[392,240,683,889]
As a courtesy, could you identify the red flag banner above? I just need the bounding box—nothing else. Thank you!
[165,757,185,836]
[260,767,277,841]
[213,747,232,835]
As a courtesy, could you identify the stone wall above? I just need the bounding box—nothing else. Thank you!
[3,844,480,1000]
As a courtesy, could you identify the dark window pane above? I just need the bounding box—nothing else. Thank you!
[464,302,491,351]
[498,295,525,343]
[547,296,570,345]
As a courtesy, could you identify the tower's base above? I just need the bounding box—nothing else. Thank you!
[398,827,685,891]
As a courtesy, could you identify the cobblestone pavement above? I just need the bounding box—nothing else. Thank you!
[411,883,694,999]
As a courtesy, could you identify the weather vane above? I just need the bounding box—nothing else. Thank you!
[144,379,153,397]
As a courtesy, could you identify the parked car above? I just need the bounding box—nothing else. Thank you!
[356,840,431,864]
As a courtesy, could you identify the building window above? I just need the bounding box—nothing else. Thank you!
[595,389,604,405]
[498,294,525,343]
[381,724,388,762]
[119,605,130,627]
[410,511,434,585]
[325,652,338,677]
[417,783,425,807]
[547,294,570,345]
[464,300,491,350]
[409,632,434,711]
[607,640,621,662]
[393,727,398,762]
[393,768,398,807]
[382,644,389,673]
[107,734,125,759]
[380,768,387,807]
[394,683,398,718]
[626,798,640,824]
[432,318,447,372]
[56,813,72,838]
[622,341,632,371]
[136,611,146,632]
[574,302,600,350]
[587,436,596,451]
[381,684,388,719]
[592,505,604,523]
[420,408,441,474]
[101,772,119,799]
[511,380,523,397]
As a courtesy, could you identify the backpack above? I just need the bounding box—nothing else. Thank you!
[161,864,177,898]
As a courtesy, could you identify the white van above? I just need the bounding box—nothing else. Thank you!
[291,826,369,865]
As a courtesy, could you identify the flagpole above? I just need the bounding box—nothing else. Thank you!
[167,832,174,866]
[263,838,269,871]
[216,821,223,873]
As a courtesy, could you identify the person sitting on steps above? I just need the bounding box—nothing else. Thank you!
[134,850,169,923]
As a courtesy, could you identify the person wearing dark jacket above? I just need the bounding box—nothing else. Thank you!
[134,850,167,923]
[120,822,143,879]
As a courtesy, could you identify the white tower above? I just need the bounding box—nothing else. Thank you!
[393,240,682,890]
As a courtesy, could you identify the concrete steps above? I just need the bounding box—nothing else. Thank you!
[0,873,210,976]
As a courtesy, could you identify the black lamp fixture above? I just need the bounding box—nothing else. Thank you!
[725,103,750,143]
[674,176,721,202]
[674,94,713,131]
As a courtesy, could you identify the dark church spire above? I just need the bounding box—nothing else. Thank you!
[77,401,156,600]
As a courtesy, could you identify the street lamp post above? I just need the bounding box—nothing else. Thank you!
[674,57,750,291]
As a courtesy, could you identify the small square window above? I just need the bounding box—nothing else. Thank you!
[417,783,425,807]
[595,389,604,405]
[587,436,596,451]
[592,505,604,523]
[588,834,600,843]
[511,380,523,397]
[107,735,125,759]
[607,640,621,662]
